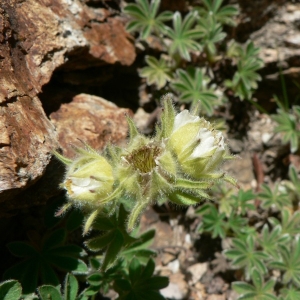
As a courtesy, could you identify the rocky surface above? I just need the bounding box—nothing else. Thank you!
[235,1,300,107]
[50,94,131,157]
[0,0,135,208]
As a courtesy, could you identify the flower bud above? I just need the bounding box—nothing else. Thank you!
[168,109,226,179]
[64,154,114,205]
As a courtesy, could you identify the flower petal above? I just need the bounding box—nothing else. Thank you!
[173,110,200,132]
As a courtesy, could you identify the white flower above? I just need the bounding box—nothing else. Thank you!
[168,109,226,179]
[64,156,114,204]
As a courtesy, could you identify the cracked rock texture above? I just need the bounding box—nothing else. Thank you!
[50,94,132,158]
[0,0,135,211]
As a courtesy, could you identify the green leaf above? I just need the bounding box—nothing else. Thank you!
[83,208,102,235]
[269,236,300,287]
[139,55,172,89]
[232,268,276,300]
[224,236,269,278]
[258,183,291,210]
[196,0,238,26]
[64,273,78,300]
[168,190,204,206]
[160,94,176,139]
[43,229,66,250]
[114,258,168,299]
[124,0,172,40]
[171,67,220,115]
[166,11,202,61]
[40,262,60,286]
[65,209,84,232]
[272,106,300,153]
[102,230,124,271]
[126,115,140,141]
[6,242,38,257]
[0,280,22,300]
[199,205,226,238]
[280,286,300,300]
[129,258,143,284]
[86,273,102,286]
[3,258,39,294]
[86,231,116,251]
[226,41,264,100]
[196,16,227,58]
[38,285,62,300]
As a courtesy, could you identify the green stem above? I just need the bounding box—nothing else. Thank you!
[248,99,269,114]
[279,67,289,110]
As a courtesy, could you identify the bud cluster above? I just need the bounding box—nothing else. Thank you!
[55,95,235,232]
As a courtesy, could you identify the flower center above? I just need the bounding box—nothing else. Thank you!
[125,145,161,173]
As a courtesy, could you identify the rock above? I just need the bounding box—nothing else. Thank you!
[190,282,207,300]
[241,2,300,104]
[160,273,189,300]
[187,263,208,285]
[50,94,131,157]
[0,0,135,208]
[223,152,254,190]
[207,295,226,300]
[0,95,59,205]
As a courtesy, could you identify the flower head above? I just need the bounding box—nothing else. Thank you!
[54,146,115,209]
[168,109,226,179]
[55,94,235,232]
[64,154,114,205]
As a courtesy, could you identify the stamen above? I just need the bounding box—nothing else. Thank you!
[125,145,162,173]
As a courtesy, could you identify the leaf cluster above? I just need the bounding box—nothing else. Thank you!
[3,206,87,294]
[272,105,300,153]
[195,165,300,299]
[123,0,262,115]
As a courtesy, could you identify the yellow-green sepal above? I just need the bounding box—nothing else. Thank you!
[160,94,176,138]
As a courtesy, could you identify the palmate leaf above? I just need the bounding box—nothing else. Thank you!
[280,286,300,300]
[283,164,300,201]
[165,11,203,61]
[38,273,87,300]
[197,203,227,238]
[196,16,227,58]
[124,0,172,40]
[233,268,277,300]
[258,183,291,210]
[121,229,156,265]
[86,205,155,271]
[225,41,264,100]
[230,188,256,215]
[139,55,172,89]
[4,222,87,294]
[113,258,169,300]
[258,224,289,260]
[268,209,300,238]
[85,260,124,296]
[171,67,220,115]
[272,106,300,153]
[224,235,269,279]
[196,0,239,26]
[85,204,140,271]
[269,236,300,287]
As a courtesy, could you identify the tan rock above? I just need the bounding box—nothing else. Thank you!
[0,0,135,208]
[50,94,131,157]
[187,263,208,285]
[160,273,189,300]
[206,295,226,300]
